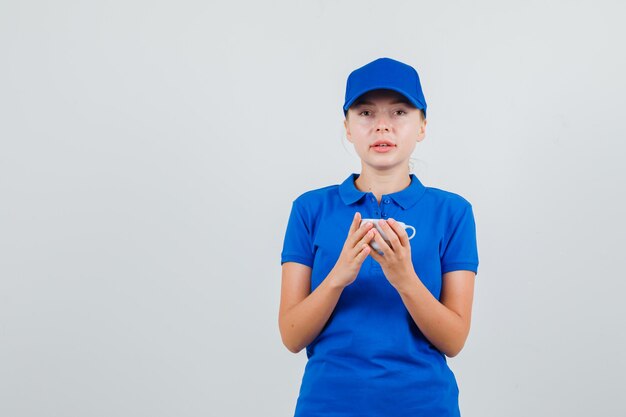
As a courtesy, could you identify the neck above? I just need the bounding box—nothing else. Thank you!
[354,170,411,201]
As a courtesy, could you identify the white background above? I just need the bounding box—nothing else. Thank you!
[1,1,625,416]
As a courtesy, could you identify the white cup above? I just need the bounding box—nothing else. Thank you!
[360,218,416,251]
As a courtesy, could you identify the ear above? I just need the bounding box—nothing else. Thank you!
[416,117,427,143]
[344,118,353,142]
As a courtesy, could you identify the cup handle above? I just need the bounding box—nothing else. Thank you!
[404,225,416,240]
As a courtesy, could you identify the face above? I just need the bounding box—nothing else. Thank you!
[344,89,427,172]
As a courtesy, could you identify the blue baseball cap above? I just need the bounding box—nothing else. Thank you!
[343,57,427,117]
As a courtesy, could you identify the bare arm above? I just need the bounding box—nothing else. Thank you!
[278,212,376,353]
[395,270,476,358]
[278,262,345,353]
[365,218,477,358]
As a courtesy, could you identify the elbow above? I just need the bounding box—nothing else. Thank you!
[278,320,304,354]
[445,321,471,358]
[445,347,462,358]
[444,335,467,358]
[444,336,469,358]
[285,343,303,354]
[281,336,304,354]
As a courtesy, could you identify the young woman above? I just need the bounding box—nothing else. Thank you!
[279,57,479,417]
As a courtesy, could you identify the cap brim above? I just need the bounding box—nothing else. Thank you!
[343,85,426,115]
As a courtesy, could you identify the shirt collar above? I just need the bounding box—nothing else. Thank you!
[338,173,426,210]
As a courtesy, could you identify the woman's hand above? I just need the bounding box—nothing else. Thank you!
[368,218,417,290]
[330,212,376,288]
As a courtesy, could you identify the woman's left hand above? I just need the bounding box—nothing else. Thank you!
[368,218,417,290]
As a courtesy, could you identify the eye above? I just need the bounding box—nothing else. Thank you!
[395,110,407,116]
[359,110,372,116]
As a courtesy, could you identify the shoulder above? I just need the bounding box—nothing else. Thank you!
[292,183,340,208]
[422,185,473,210]
[287,184,341,232]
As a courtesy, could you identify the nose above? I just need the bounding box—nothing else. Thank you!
[375,114,390,132]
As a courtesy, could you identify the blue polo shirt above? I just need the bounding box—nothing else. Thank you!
[281,173,479,417]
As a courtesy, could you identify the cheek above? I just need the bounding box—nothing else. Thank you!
[347,123,370,139]
[398,123,421,138]
[351,117,373,128]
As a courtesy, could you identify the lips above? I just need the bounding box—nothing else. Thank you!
[372,142,395,153]
[371,139,396,148]
[371,140,396,153]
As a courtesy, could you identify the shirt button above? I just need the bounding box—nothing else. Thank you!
[384,199,390,204]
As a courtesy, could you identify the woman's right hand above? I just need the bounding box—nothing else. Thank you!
[330,212,376,288]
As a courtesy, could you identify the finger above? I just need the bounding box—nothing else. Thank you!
[348,212,361,235]
[379,220,401,249]
[367,239,381,259]
[346,212,365,245]
[352,228,375,256]
[367,241,384,262]
[388,218,409,247]
[355,242,371,263]
[371,228,390,253]
[349,218,374,247]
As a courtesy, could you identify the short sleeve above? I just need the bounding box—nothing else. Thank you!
[440,202,479,275]
[280,199,314,268]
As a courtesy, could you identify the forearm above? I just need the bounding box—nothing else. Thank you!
[395,273,469,357]
[279,271,344,353]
